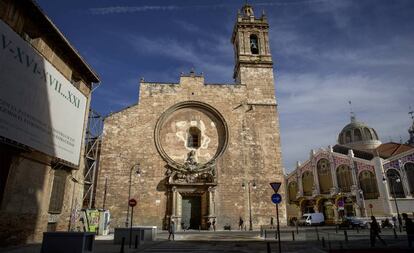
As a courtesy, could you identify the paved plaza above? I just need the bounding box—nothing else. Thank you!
[0,227,412,253]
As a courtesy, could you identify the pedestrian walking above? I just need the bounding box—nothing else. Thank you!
[239,217,244,231]
[212,218,216,232]
[392,216,397,228]
[370,216,386,247]
[168,221,175,241]
[402,213,414,248]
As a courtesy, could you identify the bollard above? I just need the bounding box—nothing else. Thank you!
[135,235,138,249]
[316,226,320,241]
[264,229,267,239]
[275,229,277,239]
[267,241,271,253]
[335,225,338,233]
[292,230,295,241]
[328,240,331,250]
[322,237,325,248]
[339,241,343,249]
[296,222,299,234]
[120,237,125,253]
[356,225,359,233]
[393,227,397,239]
[344,230,348,243]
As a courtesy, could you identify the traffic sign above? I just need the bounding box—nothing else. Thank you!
[337,200,344,207]
[271,193,282,204]
[129,198,137,207]
[270,182,281,193]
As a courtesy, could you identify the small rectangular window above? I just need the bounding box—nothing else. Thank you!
[48,169,68,214]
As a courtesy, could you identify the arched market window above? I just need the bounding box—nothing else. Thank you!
[336,165,353,192]
[405,162,414,194]
[288,181,298,203]
[302,171,314,196]
[359,171,379,199]
[317,159,333,194]
[386,169,405,198]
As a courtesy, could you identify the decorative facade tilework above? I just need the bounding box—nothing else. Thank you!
[356,161,375,174]
[315,151,330,162]
[333,155,350,167]
[384,153,414,171]
[300,161,312,173]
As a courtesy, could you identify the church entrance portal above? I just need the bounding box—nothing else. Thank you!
[181,196,201,229]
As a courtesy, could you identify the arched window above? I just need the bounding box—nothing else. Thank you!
[405,162,414,194]
[354,129,362,142]
[345,131,352,143]
[364,128,372,140]
[187,127,201,148]
[336,165,353,192]
[288,181,298,203]
[386,169,405,198]
[372,129,379,140]
[317,159,333,194]
[302,171,314,196]
[359,171,379,199]
[250,34,259,54]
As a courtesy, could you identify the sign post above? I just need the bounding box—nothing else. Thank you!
[368,203,373,216]
[270,182,282,253]
[128,198,137,248]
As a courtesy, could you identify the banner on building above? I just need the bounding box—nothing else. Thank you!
[0,20,87,165]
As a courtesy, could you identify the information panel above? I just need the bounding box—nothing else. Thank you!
[0,20,87,165]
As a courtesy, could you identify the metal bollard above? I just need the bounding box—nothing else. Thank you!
[393,227,397,239]
[322,237,325,248]
[264,229,267,239]
[296,222,299,234]
[335,225,338,233]
[275,229,277,239]
[356,225,359,233]
[135,235,138,249]
[316,226,320,241]
[267,241,271,253]
[120,237,125,253]
[339,241,343,249]
[344,230,348,243]
[292,230,295,241]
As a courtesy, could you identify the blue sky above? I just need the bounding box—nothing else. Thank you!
[36,0,414,172]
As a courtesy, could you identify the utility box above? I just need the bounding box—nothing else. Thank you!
[40,232,95,253]
[114,226,157,244]
[98,210,111,235]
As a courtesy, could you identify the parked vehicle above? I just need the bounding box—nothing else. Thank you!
[338,217,368,229]
[299,213,325,226]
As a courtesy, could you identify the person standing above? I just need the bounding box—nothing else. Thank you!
[370,216,386,247]
[168,221,175,241]
[212,218,216,232]
[239,217,244,231]
[402,213,414,248]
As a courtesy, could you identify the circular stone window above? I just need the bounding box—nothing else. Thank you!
[154,101,228,166]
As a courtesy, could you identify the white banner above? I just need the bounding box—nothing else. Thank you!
[0,20,87,165]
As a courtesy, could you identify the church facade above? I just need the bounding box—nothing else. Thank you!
[95,5,286,230]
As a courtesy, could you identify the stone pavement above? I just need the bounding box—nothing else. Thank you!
[0,228,412,253]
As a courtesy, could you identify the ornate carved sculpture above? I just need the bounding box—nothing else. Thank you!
[166,151,217,185]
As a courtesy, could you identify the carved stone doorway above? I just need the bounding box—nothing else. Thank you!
[182,195,201,229]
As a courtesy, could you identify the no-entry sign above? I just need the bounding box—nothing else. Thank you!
[129,198,137,207]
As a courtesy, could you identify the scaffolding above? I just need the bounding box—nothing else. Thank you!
[82,109,103,208]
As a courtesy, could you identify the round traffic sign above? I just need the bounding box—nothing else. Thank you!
[337,200,344,207]
[271,193,282,204]
[368,203,373,209]
[129,198,137,207]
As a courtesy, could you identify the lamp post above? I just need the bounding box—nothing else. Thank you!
[358,189,367,217]
[125,163,141,227]
[242,180,256,231]
[383,174,402,232]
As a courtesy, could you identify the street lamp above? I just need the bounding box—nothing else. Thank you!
[242,180,256,231]
[125,163,141,227]
[383,174,402,232]
[358,189,367,217]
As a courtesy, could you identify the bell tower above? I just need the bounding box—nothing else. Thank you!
[231,4,273,99]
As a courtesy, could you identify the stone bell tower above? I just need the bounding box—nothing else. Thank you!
[231,4,286,225]
[231,4,275,102]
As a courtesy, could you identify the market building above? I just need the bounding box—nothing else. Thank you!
[0,0,99,245]
[286,114,414,224]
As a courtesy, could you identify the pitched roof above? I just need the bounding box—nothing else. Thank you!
[374,142,414,159]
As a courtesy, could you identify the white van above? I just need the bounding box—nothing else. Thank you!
[300,213,325,226]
